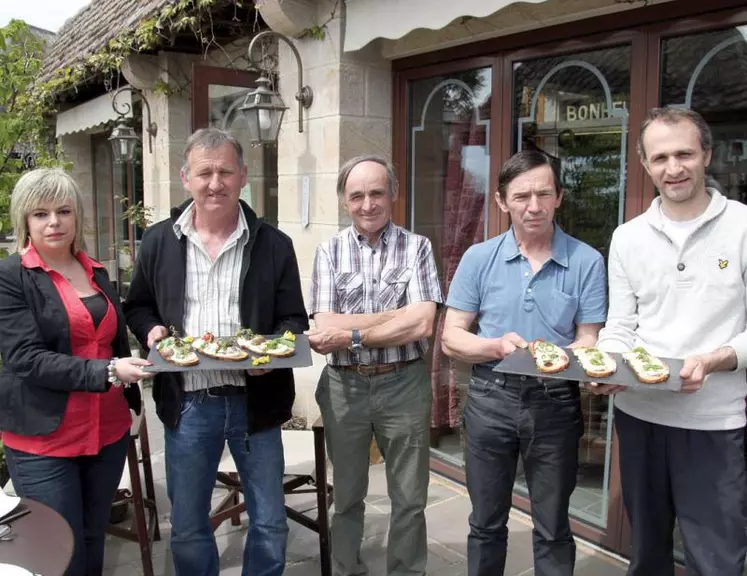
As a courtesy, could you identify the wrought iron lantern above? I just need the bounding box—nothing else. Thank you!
[108,86,157,163]
[240,30,313,145]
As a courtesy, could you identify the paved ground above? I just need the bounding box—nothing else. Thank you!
[102,394,629,575]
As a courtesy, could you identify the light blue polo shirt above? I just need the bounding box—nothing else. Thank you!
[447,225,607,366]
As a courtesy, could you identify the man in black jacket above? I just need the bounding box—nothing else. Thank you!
[124,128,308,576]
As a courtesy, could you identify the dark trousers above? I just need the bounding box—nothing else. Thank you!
[615,408,747,576]
[5,433,129,576]
[464,372,583,576]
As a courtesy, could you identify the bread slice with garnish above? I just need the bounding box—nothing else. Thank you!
[243,334,296,357]
[573,347,617,378]
[529,339,570,374]
[622,347,670,384]
[157,336,200,366]
[193,336,249,361]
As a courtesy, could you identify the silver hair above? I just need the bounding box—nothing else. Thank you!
[11,168,87,254]
[182,127,245,177]
[336,154,398,199]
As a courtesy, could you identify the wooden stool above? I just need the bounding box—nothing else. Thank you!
[107,408,161,576]
[209,417,334,576]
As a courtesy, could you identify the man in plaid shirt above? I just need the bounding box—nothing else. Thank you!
[307,154,443,576]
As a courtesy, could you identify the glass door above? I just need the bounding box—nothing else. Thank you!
[192,65,278,227]
[656,24,747,566]
[407,67,493,466]
[509,45,632,532]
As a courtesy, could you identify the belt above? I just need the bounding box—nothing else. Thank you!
[473,366,573,388]
[338,358,419,376]
[204,386,246,397]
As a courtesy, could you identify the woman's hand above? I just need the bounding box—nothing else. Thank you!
[113,357,153,384]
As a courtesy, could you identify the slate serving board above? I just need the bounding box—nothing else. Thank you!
[143,334,313,373]
[492,348,685,391]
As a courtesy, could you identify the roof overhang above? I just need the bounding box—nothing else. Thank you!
[55,89,132,137]
[343,0,550,52]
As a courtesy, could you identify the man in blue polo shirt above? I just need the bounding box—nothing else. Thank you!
[442,149,608,576]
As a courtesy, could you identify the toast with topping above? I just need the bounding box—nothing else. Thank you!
[573,347,617,378]
[156,336,200,366]
[240,330,297,357]
[529,339,570,374]
[192,333,249,361]
[622,347,670,384]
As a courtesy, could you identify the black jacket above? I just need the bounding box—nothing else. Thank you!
[123,200,309,432]
[0,254,141,436]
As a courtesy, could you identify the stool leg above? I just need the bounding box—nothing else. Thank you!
[138,417,160,542]
[230,472,241,526]
[127,437,154,576]
[314,427,332,576]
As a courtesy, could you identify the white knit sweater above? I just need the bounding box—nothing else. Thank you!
[597,190,747,430]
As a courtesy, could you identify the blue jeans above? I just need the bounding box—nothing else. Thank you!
[5,433,129,576]
[165,390,288,576]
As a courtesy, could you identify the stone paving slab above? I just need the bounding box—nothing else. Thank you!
[103,394,629,575]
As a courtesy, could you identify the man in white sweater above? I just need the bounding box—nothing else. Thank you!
[589,107,747,575]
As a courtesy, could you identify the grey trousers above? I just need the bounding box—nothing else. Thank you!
[316,360,432,576]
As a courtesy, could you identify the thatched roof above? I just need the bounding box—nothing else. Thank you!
[39,0,259,91]
[40,0,173,84]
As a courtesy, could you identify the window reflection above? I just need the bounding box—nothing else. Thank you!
[408,68,492,465]
[512,46,632,528]
[660,26,747,565]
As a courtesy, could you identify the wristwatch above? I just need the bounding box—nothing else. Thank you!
[350,329,363,354]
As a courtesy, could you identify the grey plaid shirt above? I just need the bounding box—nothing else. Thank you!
[309,222,443,366]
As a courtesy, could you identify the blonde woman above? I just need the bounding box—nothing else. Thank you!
[0,168,153,576]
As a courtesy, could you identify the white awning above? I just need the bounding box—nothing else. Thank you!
[55,89,132,137]
[344,0,550,52]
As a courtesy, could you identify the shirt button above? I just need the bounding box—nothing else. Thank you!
[677,263,685,271]
[527,288,533,293]
[372,250,376,255]
[524,272,529,277]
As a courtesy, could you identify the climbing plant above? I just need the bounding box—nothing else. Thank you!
[36,0,340,103]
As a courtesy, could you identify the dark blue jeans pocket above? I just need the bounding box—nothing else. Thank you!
[542,382,580,405]
[468,376,498,399]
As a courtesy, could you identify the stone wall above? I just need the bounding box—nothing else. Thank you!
[268,0,393,424]
[58,132,101,268]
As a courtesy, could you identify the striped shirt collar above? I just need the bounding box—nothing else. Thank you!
[172,201,250,242]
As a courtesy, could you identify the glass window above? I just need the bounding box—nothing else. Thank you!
[511,45,632,528]
[208,84,278,227]
[659,26,747,564]
[661,27,747,206]
[408,68,492,465]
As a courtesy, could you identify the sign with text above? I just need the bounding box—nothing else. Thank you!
[566,100,628,122]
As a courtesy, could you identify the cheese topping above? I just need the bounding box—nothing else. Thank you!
[534,341,567,367]
[628,347,666,374]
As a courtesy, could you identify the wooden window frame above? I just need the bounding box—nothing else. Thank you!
[393,0,747,559]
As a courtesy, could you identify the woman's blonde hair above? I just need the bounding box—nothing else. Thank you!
[11,168,87,254]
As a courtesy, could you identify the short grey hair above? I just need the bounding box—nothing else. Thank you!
[11,168,87,254]
[182,127,245,176]
[337,154,398,199]
[637,107,713,160]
